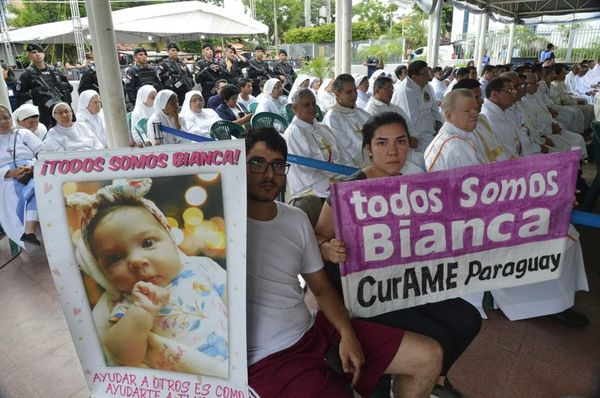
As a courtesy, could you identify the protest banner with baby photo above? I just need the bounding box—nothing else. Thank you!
[330,150,580,318]
[35,140,250,398]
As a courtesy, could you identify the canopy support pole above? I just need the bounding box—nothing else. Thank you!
[84,0,130,148]
[475,13,488,76]
[506,21,515,64]
[473,14,483,69]
[341,0,351,73]
[334,0,342,75]
[428,0,443,67]
[566,23,575,62]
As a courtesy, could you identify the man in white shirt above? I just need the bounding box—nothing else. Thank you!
[391,61,443,151]
[550,64,595,130]
[322,74,372,168]
[245,128,442,398]
[564,63,580,94]
[574,64,597,104]
[237,78,258,110]
[430,67,447,104]
[479,64,495,99]
[480,77,522,158]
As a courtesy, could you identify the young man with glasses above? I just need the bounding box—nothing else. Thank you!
[245,127,442,398]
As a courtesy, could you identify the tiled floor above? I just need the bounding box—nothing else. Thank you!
[1,197,599,397]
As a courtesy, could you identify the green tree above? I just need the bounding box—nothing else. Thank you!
[282,22,380,43]
[298,56,334,80]
[352,0,398,27]
[241,0,304,45]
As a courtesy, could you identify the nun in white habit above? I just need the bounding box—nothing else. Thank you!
[41,102,105,152]
[316,78,335,113]
[255,78,287,118]
[146,89,187,145]
[131,85,156,145]
[12,103,47,139]
[181,90,221,139]
[286,74,311,103]
[76,90,107,147]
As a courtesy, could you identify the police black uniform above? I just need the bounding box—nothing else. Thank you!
[16,43,73,129]
[272,50,297,93]
[194,47,224,103]
[156,43,194,105]
[78,63,99,94]
[247,46,275,97]
[221,46,249,85]
[124,48,162,110]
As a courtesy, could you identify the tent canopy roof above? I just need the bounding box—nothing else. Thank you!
[7,1,268,44]
[449,0,600,24]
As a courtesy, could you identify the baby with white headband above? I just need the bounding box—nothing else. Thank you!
[68,178,228,378]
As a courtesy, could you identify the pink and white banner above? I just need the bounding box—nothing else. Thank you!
[330,150,580,317]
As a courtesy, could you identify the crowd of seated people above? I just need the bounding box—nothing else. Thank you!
[2,41,599,398]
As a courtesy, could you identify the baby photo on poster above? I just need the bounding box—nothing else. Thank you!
[63,174,229,379]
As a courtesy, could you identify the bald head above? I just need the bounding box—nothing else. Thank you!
[442,89,479,132]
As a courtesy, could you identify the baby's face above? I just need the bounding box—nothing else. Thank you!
[90,206,183,293]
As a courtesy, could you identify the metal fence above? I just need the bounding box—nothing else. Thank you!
[281,27,600,69]
[455,27,600,64]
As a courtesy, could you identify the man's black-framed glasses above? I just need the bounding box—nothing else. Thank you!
[247,158,290,175]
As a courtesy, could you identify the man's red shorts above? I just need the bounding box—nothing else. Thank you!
[249,311,404,398]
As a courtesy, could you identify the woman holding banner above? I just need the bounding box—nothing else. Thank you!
[314,111,481,398]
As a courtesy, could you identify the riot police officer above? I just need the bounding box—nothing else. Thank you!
[247,46,275,97]
[156,43,194,105]
[16,43,73,129]
[195,44,223,103]
[78,62,99,94]
[272,49,297,94]
[124,47,162,110]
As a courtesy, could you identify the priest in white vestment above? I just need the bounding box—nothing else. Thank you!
[480,77,522,158]
[452,79,509,162]
[322,74,372,168]
[550,65,595,129]
[283,89,347,199]
[537,67,584,133]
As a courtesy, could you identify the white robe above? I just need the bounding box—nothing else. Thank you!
[473,114,510,162]
[424,121,487,172]
[41,122,105,152]
[255,95,287,118]
[322,103,371,168]
[521,93,587,159]
[550,80,595,129]
[424,123,589,320]
[537,80,584,133]
[391,78,440,150]
[356,90,371,110]
[283,117,345,198]
[480,100,521,159]
[430,78,446,104]
[0,129,42,248]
